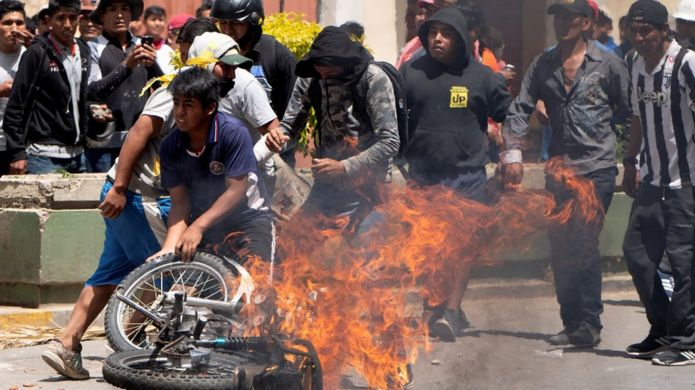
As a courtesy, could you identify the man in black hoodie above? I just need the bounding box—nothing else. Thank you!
[266,26,400,230]
[4,0,90,174]
[400,6,512,342]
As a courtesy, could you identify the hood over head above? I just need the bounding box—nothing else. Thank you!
[418,6,471,67]
[295,26,373,81]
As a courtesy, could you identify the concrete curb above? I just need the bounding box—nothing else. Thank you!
[0,274,638,329]
[466,274,635,300]
[0,304,104,329]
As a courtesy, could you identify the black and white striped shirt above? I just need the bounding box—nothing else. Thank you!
[631,40,695,189]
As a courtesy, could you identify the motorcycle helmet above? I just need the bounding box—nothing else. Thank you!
[210,0,264,25]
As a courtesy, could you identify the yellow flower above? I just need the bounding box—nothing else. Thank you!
[140,73,176,97]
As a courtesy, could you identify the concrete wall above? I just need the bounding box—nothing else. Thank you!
[0,174,106,307]
[318,0,405,64]
[0,167,634,307]
[0,208,104,307]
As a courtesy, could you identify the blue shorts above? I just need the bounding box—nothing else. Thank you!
[86,181,171,286]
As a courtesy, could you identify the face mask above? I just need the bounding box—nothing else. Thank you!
[219,79,235,97]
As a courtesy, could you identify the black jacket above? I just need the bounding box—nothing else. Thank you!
[87,32,162,136]
[4,34,91,162]
[246,34,296,119]
[401,7,511,183]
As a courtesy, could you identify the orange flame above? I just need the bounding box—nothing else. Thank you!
[239,157,602,388]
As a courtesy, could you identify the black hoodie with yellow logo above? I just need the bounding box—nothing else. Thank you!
[401,7,511,184]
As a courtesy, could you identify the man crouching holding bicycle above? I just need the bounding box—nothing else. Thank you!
[151,66,275,267]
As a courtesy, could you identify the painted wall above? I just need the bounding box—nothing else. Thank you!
[19,0,686,85]
[319,0,404,64]
[22,0,320,23]
[545,0,681,47]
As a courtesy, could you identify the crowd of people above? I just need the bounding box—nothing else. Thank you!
[0,0,690,383]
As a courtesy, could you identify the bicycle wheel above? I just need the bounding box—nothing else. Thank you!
[102,349,267,390]
[105,252,238,352]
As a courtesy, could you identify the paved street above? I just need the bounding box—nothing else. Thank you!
[1,289,693,390]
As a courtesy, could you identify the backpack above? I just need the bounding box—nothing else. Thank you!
[308,61,409,159]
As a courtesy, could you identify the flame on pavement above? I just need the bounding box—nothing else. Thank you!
[241,157,602,389]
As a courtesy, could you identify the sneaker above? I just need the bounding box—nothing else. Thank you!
[430,309,460,342]
[41,339,90,380]
[625,335,671,359]
[568,323,601,348]
[652,347,695,366]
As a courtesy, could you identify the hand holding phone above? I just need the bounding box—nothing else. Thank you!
[141,35,154,46]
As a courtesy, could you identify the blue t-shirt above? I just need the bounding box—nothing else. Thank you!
[160,112,269,235]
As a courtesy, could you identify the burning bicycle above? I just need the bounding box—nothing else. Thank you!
[101,251,322,390]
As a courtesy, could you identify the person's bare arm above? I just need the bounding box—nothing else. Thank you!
[147,185,190,261]
[177,175,249,261]
[99,115,163,218]
[256,118,279,136]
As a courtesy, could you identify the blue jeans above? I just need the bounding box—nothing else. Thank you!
[26,154,87,174]
[86,148,120,173]
[546,167,616,330]
[87,181,171,286]
[540,124,552,162]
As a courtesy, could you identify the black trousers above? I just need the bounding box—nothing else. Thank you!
[547,167,617,331]
[623,184,695,350]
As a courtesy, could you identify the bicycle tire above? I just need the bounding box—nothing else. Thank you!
[102,349,265,390]
[105,252,237,352]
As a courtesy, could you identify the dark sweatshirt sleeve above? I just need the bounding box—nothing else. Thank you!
[278,77,311,139]
[342,67,400,177]
[502,54,542,151]
[271,40,297,119]
[88,61,132,101]
[3,46,43,162]
[485,72,513,123]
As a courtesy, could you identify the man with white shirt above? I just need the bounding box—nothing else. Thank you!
[0,0,29,175]
[621,0,695,366]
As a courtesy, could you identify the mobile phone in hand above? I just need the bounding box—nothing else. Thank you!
[141,35,154,46]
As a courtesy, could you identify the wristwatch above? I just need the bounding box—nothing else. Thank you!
[622,156,638,166]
